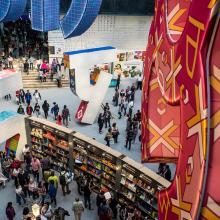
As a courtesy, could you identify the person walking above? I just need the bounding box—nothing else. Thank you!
[15,184,26,206]
[62,105,70,127]
[42,100,50,119]
[104,110,112,128]
[98,200,112,220]
[20,89,25,103]
[133,125,138,144]
[113,89,119,106]
[83,181,92,210]
[125,126,134,150]
[48,180,57,206]
[38,181,47,205]
[116,74,121,90]
[17,168,29,198]
[105,128,112,147]
[51,102,59,120]
[56,114,62,126]
[15,90,21,105]
[33,90,41,103]
[118,104,122,119]
[72,198,85,220]
[41,155,51,178]
[59,168,71,196]
[6,202,16,220]
[112,123,119,143]
[33,103,41,117]
[128,100,134,118]
[97,113,104,134]
[31,156,41,182]
[137,73,143,90]
[25,90,32,105]
[26,104,33,116]
[48,171,59,189]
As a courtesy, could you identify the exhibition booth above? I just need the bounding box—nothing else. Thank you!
[0,69,23,98]
[64,46,117,124]
[1,113,170,219]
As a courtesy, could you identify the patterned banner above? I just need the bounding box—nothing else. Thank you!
[142,0,220,219]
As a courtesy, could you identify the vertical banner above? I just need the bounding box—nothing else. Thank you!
[69,69,76,95]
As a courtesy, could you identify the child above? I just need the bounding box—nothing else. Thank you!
[56,114,62,126]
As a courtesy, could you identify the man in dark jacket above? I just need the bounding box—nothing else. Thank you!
[42,100,50,119]
[17,169,29,197]
[125,126,134,150]
[84,182,92,210]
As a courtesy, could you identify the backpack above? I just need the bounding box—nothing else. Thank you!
[59,174,66,185]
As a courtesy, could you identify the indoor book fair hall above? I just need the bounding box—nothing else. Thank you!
[0,0,219,220]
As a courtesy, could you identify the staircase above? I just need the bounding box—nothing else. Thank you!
[21,70,70,89]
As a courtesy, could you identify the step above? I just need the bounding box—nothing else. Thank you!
[22,78,69,82]
[24,84,70,89]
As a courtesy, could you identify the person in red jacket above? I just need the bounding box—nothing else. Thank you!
[15,90,21,105]
[26,104,33,116]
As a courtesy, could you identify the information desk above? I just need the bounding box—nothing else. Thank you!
[25,117,170,220]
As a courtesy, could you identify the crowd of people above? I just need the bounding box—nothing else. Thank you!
[16,89,71,127]
[0,145,145,220]
[97,75,142,151]
[0,19,48,60]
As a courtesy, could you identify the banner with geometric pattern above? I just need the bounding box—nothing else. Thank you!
[142,0,220,219]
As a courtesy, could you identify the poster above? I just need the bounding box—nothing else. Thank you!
[69,69,76,95]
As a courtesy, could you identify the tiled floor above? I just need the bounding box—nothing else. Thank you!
[0,77,176,219]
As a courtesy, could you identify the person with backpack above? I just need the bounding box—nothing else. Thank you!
[72,198,85,220]
[17,105,25,115]
[6,202,16,220]
[33,103,41,117]
[112,123,119,144]
[48,171,58,189]
[48,180,57,206]
[42,100,50,119]
[51,102,59,120]
[26,104,33,116]
[59,168,71,196]
[62,105,70,127]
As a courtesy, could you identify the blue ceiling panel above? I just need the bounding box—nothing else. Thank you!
[0,0,27,22]
[31,0,60,31]
[69,0,102,37]
[60,0,88,39]
[60,0,102,39]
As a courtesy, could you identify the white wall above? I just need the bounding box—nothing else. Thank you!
[0,115,27,160]
[48,15,153,59]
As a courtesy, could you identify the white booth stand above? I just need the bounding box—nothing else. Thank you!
[64,46,117,124]
[0,69,23,98]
